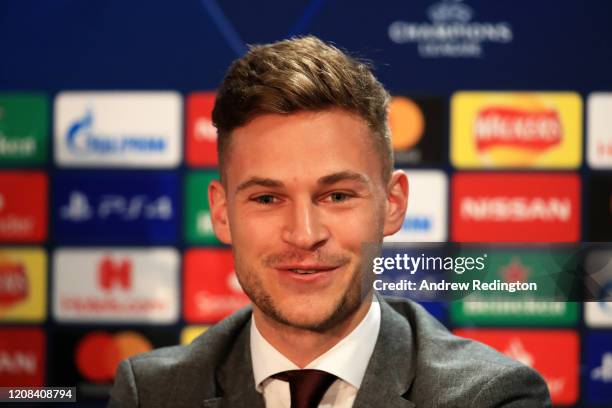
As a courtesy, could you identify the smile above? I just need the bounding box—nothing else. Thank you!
[290,269,320,274]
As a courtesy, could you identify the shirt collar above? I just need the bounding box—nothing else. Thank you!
[250,298,381,391]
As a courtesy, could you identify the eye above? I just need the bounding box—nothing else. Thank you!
[326,192,352,203]
[252,194,277,205]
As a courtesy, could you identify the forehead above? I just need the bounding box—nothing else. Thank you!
[224,110,383,189]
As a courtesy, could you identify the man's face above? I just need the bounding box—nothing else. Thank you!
[209,109,407,331]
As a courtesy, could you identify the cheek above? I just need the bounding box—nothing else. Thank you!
[330,208,383,246]
[230,210,281,248]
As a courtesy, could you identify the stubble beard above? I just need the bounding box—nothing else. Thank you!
[233,249,374,333]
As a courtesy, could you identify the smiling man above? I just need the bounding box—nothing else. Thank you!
[109,36,551,408]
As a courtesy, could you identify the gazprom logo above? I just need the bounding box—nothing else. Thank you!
[402,216,432,231]
[66,109,166,155]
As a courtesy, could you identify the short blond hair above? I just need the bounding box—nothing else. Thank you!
[212,36,393,181]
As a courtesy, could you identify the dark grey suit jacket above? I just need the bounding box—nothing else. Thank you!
[108,297,551,407]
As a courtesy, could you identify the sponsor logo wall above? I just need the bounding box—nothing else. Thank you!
[0,88,608,405]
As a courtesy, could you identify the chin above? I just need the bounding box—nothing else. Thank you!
[274,295,359,333]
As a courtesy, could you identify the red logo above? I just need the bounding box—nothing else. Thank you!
[0,328,44,386]
[452,173,580,242]
[454,329,579,405]
[186,92,218,166]
[475,106,562,152]
[0,172,47,242]
[501,257,530,283]
[0,261,28,307]
[98,256,132,291]
[183,249,250,323]
[75,331,152,383]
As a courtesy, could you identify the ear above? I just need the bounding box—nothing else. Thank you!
[383,170,409,237]
[208,179,232,244]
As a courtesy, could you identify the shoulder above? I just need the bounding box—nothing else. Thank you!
[383,297,551,407]
[108,307,253,408]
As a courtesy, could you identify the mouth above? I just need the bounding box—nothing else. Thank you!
[289,269,320,275]
[279,263,338,270]
[276,264,341,280]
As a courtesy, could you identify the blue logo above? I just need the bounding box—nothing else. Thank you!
[402,216,432,232]
[53,172,179,244]
[586,333,612,404]
[66,109,166,154]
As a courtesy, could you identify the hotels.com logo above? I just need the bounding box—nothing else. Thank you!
[98,256,132,291]
[0,260,28,307]
[452,173,580,242]
[53,249,178,323]
[0,329,44,386]
[475,106,562,152]
[454,329,579,405]
[75,331,152,383]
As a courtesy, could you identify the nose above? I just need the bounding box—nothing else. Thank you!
[281,199,330,250]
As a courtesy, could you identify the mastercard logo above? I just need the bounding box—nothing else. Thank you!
[388,96,425,151]
[75,331,152,383]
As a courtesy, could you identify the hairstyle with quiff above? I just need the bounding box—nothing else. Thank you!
[212,35,393,182]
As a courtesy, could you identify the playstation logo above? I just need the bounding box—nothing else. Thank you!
[61,191,93,222]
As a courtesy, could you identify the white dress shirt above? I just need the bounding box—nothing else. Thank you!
[250,299,381,408]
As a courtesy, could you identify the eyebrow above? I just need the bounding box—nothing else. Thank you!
[235,177,285,193]
[235,171,370,193]
[317,171,370,186]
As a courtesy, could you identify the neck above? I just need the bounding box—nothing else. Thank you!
[253,294,373,368]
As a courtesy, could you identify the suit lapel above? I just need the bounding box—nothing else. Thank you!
[208,316,265,408]
[163,308,264,408]
[353,297,416,408]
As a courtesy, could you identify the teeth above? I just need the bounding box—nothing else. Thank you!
[291,269,317,274]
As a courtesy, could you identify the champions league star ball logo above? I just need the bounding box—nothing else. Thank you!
[388,0,514,58]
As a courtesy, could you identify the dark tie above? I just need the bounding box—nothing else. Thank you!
[272,369,337,408]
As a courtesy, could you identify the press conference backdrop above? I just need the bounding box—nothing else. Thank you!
[1,1,612,407]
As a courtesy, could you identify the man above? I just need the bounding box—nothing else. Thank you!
[109,36,551,408]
